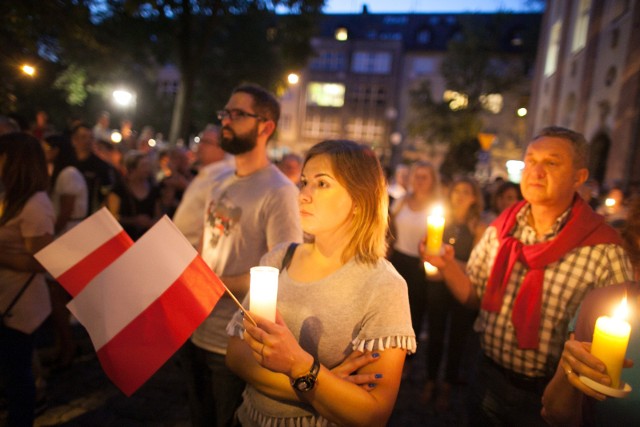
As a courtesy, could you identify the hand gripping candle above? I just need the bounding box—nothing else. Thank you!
[590,296,631,389]
[425,204,445,256]
[249,266,279,322]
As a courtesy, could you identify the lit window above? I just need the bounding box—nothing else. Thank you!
[443,90,468,110]
[335,27,348,41]
[571,0,591,53]
[306,83,345,107]
[544,20,562,76]
[346,117,385,143]
[303,114,341,138]
[480,93,503,114]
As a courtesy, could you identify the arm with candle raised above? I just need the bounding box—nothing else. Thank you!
[229,312,405,427]
[421,242,480,308]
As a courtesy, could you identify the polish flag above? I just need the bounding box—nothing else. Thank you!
[34,207,133,297]
[65,216,225,396]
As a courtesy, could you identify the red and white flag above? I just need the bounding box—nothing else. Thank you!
[34,207,133,297]
[36,213,226,396]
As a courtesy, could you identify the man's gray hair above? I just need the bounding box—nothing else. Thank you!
[532,126,589,169]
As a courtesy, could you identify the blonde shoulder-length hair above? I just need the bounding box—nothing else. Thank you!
[304,140,388,265]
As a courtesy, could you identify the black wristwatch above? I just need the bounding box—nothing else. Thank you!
[291,357,320,392]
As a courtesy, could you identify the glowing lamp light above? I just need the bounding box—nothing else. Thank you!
[110,131,122,144]
[287,73,299,85]
[21,64,36,77]
[517,107,528,117]
[506,160,525,183]
[148,139,157,147]
[335,27,348,41]
[113,89,134,107]
[605,198,616,208]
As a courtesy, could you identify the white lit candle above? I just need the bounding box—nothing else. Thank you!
[249,266,279,322]
[590,297,631,389]
[426,204,445,256]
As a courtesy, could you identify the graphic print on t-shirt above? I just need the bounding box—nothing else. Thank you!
[206,194,242,248]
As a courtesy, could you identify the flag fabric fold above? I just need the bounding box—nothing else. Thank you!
[34,207,133,297]
[35,212,226,396]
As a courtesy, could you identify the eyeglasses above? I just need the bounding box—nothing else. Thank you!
[216,109,265,122]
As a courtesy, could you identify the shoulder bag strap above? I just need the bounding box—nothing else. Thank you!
[281,243,299,271]
[0,272,37,324]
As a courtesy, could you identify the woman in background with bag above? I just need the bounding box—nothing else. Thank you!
[0,132,55,426]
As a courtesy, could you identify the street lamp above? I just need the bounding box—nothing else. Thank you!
[287,73,299,85]
[21,64,36,77]
[113,89,135,107]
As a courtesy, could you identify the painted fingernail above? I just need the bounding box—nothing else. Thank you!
[375,373,383,379]
[372,352,380,358]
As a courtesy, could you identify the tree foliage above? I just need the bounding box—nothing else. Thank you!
[408,13,537,177]
[1,0,324,139]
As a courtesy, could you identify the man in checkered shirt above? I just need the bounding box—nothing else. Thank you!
[423,126,633,425]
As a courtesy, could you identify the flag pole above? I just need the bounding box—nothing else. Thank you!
[221,284,257,327]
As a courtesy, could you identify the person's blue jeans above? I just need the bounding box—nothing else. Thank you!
[468,354,549,427]
[180,340,245,427]
[0,325,36,427]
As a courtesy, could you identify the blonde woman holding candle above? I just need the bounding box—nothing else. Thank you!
[226,140,415,426]
[542,196,640,426]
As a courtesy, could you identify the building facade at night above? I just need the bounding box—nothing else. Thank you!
[528,0,640,190]
[276,9,541,179]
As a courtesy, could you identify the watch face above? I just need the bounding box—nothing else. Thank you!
[294,376,315,391]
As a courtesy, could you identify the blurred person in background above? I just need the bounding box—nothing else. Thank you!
[0,133,55,426]
[42,134,88,370]
[70,123,118,215]
[173,125,233,247]
[422,176,487,411]
[105,150,161,241]
[387,163,409,202]
[387,161,440,378]
[277,153,303,185]
[597,185,628,231]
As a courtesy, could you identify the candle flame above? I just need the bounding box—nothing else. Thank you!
[430,204,444,217]
[605,198,616,208]
[613,295,629,320]
[424,261,438,275]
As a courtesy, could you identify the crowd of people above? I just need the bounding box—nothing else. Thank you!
[1,84,639,427]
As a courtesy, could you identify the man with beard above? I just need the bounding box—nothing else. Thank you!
[182,84,302,427]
